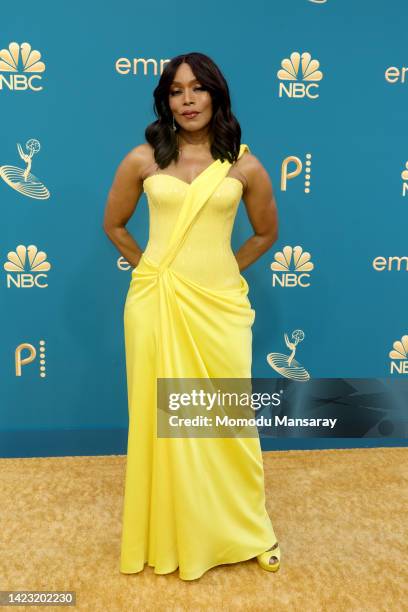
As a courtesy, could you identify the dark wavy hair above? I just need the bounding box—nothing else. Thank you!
[145,52,242,169]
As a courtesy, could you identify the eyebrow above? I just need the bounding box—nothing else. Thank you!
[171,78,200,85]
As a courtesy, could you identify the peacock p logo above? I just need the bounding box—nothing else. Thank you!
[281,153,312,193]
[15,340,47,378]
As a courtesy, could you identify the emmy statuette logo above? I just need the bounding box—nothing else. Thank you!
[0,139,50,199]
[267,329,310,381]
[0,42,46,91]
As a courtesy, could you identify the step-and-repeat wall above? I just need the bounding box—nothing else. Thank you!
[2,0,407,456]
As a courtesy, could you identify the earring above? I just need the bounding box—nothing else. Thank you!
[172,115,177,131]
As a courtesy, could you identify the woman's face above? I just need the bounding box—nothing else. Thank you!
[168,62,213,132]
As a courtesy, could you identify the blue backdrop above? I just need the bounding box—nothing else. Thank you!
[2,0,407,457]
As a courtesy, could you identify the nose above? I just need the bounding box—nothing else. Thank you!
[183,88,194,105]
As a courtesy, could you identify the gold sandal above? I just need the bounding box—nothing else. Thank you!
[256,541,281,572]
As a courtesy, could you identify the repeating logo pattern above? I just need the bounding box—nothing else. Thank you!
[1,21,406,389]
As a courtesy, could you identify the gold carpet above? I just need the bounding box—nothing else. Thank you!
[1,447,406,611]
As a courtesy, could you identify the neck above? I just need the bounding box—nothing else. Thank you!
[176,127,212,152]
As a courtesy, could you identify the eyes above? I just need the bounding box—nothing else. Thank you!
[170,86,206,96]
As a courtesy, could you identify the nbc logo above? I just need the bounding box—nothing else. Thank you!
[0,42,46,91]
[389,335,408,375]
[15,340,47,378]
[271,246,314,287]
[281,153,312,193]
[277,51,323,99]
[401,161,408,195]
[4,245,51,288]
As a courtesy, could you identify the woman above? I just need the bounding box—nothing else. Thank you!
[103,52,280,581]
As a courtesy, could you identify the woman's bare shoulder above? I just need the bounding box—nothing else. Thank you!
[233,148,266,190]
[238,149,264,174]
[119,143,155,180]
[125,143,154,166]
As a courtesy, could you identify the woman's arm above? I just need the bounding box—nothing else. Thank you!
[235,154,279,272]
[103,146,147,268]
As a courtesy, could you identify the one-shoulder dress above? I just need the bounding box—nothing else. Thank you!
[120,143,277,580]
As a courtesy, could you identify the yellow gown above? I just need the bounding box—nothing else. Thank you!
[120,143,277,580]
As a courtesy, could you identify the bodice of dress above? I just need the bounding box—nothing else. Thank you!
[142,175,245,289]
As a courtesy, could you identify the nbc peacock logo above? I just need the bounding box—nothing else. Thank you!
[389,335,408,375]
[271,245,314,287]
[267,329,310,381]
[0,42,46,91]
[277,51,323,99]
[401,161,408,196]
[4,245,51,288]
[0,139,50,199]
[281,153,312,193]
